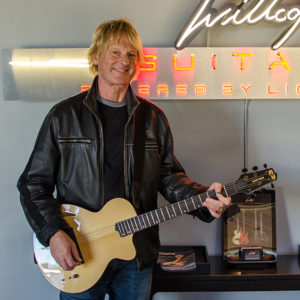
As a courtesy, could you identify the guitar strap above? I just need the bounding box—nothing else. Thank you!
[132,102,146,210]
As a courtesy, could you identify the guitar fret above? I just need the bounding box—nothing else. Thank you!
[155,210,160,223]
[120,221,126,236]
[160,208,166,221]
[125,220,132,234]
[177,202,183,214]
[198,194,203,206]
[116,222,122,236]
[128,219,134,232]
[171,205,176,217]
[166,207,171,219]
[136,216,143,230]
[192,197,197,209]
[184,199,188,212]
[140,215,147,228]
[132,218,138,231]
[130,218,138,232]
[200,194,206,205]
[145,213,151,227]
[150,212,156,224]
[223,185,229,197]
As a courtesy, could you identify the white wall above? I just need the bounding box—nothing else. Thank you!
[1,0,300,299]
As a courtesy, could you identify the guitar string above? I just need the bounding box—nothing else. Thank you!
[76,225,116,243]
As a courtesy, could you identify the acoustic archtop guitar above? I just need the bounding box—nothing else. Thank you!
[33,168,277,293]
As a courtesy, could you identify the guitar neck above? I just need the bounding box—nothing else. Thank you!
[115,182,239,237]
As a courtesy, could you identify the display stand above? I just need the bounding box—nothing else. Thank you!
[222,189,277,266]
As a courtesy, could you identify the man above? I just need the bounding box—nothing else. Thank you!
[17,19,231,300]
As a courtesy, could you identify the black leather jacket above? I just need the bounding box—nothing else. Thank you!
[17,77,214,269]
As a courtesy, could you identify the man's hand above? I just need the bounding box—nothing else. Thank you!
[202,182,231,218]
[49,230,82,271]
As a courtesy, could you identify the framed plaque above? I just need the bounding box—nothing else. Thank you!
[222,189,277,265]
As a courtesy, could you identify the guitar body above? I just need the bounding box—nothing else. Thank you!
[33,198,137,293]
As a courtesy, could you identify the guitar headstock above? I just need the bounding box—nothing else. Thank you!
[235,167,277,195]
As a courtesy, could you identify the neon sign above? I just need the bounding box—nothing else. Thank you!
[175,0,300,50]
[3,47,300,100]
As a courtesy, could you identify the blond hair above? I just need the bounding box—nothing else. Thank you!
[87,18,143,75]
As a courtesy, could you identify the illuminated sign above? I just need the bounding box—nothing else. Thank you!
[3,47,300,100]
[175,0,300,50]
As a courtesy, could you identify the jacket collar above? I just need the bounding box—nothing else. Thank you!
[83,75,140,118]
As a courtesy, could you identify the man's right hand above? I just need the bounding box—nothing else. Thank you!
[49,230,82,271]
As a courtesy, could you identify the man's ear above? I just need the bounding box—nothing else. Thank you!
[92,54,99,65]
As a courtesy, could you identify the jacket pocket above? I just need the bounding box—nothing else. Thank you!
[57,137,93,144]
[145,142,159,151]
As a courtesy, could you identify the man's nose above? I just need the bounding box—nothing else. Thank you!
[120,54,129,64]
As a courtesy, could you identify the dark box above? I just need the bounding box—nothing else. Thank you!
[155,245,210,275]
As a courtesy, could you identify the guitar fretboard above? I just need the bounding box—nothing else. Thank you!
[115,182,240,237]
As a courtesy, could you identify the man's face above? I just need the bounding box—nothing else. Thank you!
[93,35,138,89]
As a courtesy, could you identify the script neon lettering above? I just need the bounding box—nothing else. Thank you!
[175,0,300,50]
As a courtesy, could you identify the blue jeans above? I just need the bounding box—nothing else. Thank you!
[60,259,153,300]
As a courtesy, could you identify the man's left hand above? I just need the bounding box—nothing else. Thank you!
[202,182,231,218]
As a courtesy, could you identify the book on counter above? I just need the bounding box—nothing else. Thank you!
[157,247,196,272]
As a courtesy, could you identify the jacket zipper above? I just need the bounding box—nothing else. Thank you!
[124,102,140,199]
[83,101,105,207]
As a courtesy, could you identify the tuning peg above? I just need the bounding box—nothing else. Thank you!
[252,166,258,171]
[242,168,248,173]
[263,163,268,169]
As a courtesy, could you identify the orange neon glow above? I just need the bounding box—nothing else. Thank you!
[195,84,206,96]
[81,84,91,93]
[232,53,253,70]
[212,54,216,70]
[138,85,150,96]
[222,84,234,96]
[173,54,195,71]
[296,84,300,95]
[267,85,279,95]
[269,52,290,71]
[176,84,188,96]
[157,84,169,96]
[240,84,252,95]
[139,55,157,71]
